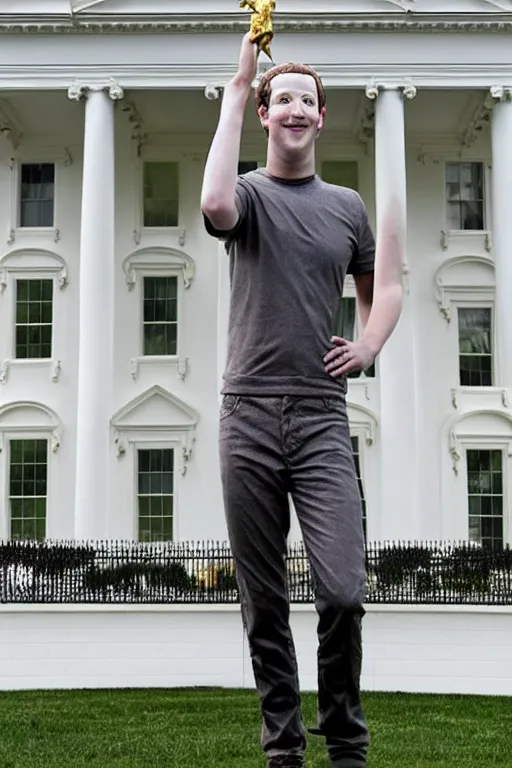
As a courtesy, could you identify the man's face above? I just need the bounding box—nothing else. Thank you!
[258,72,325,155]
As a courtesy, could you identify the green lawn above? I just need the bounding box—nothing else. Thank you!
[0,688,510,768]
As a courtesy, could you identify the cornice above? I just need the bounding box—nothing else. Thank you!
[2,14,512,33]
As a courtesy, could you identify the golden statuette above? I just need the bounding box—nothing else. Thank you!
[240,0,276,62]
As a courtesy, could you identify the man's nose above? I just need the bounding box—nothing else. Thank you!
[290,98,306,117]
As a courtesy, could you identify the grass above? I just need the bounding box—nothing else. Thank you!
[0,688,511,768]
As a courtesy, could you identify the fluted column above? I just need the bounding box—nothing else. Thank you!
[366,83,419,541]
[489,86,512,393]
[68,81,123,540]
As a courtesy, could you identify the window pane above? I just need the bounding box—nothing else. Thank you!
[143,162,179,227]
[466,449,503,549]
[137,449,174,542]
[458,308,493,387]
[446,162,484,230]
[322,161,359,191]
[9,440,47,541]
[20,164,55,228]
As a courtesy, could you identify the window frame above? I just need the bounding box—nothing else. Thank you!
[7,149,70,246]
[135,444,176,543]
[131,440,179,542]
[339,277,378,381]
[140,274,179,359]
[13,277,54,362]
[0,427,58,541]
[122,247,195,382]
[7,436,49,541]
[456,303,494,388]
[132,149,184,246]
[465,446,505,549]
[443,160,488,233]
[0,252,67,383]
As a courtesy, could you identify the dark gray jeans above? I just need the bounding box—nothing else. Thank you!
[219,393,369,767]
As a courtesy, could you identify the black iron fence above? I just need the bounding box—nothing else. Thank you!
[1,539,511,605]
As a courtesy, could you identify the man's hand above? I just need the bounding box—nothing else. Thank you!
[234,32,259,88]
[323,336,377,378]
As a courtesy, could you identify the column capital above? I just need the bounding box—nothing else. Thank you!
[68,79,124,103]
[204,83,224,101]
[489,86,512,104]
[365,82,417,101]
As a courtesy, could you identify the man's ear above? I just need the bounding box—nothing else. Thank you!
[317,106,326,131]
[257,104,270,132]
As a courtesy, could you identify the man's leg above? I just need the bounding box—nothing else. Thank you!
[219,395,307,764]
[287,395,369,768]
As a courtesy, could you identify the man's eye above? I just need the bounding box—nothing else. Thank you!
[304,98,314,106]
[279,97,290,103]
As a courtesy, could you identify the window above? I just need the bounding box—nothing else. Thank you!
[15,279,53,359]
[143,276,178,356]
[351,436,367,539]
[9,439,48,540]
[333,297,375,378]
[238,161,258,175]
[467,449,503,549]
[137,448,174,542]
[458,307,492,386]
[321,161,358,191]
[20,163,55,228]
[143,162,179,227]
[446,162,484,231]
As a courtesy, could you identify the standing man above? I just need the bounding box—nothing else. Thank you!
[202,34,404,768]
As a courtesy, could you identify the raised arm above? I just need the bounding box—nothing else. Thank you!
[201,34,258,232]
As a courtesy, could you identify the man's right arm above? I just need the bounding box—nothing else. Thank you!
[201,34,258,232]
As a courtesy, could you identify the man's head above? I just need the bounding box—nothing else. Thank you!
[254,63,326,153]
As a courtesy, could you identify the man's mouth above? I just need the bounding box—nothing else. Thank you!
[284,125,307,133]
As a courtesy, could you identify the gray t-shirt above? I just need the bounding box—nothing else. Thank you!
[205,168,375,396]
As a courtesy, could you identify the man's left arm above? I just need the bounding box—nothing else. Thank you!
[324,197,404,377]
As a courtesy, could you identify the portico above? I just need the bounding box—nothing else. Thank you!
[0,0,510,548]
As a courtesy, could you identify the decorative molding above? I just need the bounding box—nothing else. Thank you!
[0,248,70,290]
[0,400,63,453]
[449,429,462,475]
[503,389,510,408]
[440,229,492,254]
[120,100,146,155]
[0,97,23,149]
[0,360,10,385]
[489,85,512,103]
[451,388,458,409]
[346,402,378,446]
[67,78,124,101]
[204,83,224,101]
[446,407,512,475]
[52,360,61,383]
[123,246,195,290]
[130,356,189,383]
[365,81,417,100]
[460,96,492,148]
[6,18,512,35]
[111,384,199,476]
[434,253,495,323]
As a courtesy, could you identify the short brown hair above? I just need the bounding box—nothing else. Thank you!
[255,63,326,112]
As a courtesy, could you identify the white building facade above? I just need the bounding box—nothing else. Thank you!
[0,0,511,549]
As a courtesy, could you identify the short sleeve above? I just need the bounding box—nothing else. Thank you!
[203,178,250,242]
[347,194,376,275]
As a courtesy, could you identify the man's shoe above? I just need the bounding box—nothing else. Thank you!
[268,755,305,768]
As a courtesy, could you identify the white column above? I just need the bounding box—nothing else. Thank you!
[489,86,512,393]
[366,84,419,541]
[68,81,123,540]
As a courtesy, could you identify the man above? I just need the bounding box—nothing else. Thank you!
[201,33,403,768]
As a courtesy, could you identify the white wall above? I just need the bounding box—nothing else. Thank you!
[1,604,511,696]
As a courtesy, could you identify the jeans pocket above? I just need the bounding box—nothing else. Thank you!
[219,394,241,420]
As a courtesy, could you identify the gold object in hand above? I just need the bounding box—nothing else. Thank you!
[240,0,276,62]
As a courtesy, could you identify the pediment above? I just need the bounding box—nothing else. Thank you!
[436,254,495,291]
[0,400,61,429]
[451,409,512,439]
[111,385,198,430]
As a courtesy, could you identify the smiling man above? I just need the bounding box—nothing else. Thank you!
[201,34,403,768]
